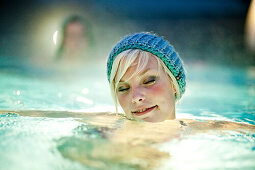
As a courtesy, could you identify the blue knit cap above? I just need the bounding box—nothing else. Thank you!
[107,32,186,99]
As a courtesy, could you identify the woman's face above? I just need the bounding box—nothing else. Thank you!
[64,22,87,51]
[116,56,176,122]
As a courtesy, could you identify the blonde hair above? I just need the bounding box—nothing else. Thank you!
[109,49,180,112]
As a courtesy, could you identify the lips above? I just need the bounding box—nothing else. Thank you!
[132,105,157,116]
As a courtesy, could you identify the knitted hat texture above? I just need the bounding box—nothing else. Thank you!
[107,32,186,98]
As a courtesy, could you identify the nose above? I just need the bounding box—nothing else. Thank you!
[131,87,145,104]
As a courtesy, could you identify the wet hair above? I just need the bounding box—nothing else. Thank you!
[56,15,94,60]
[110,49,180,112]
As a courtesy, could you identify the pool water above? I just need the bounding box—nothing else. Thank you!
[0,61,255,170]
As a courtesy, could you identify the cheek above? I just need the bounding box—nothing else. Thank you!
[148,82,168,96]
[117,94,133,118]
[148,81,175,107]
[117,94,129,110]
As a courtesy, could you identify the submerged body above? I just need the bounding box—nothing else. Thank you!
[1,111,255,170]
[4,111,254,142]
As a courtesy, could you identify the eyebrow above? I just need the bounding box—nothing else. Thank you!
[119,68,150,82]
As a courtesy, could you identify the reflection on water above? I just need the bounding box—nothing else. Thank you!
[0,112,254,170]
[0,60,114,112]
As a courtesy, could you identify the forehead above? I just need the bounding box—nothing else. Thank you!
[66,22,84,32]
[121,55,159,81]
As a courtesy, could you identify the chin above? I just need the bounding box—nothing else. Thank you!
[143,116,163,122]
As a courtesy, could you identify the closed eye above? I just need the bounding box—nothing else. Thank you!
[144,76,156,85]
[118,86,130,92]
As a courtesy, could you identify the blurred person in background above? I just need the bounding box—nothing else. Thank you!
[56,15,94,68]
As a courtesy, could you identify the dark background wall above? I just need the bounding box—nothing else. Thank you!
[0,0,254,66]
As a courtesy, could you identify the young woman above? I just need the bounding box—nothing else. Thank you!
[107,32,185,122]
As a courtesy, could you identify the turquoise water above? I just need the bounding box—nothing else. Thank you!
[179,64,255,125]
[0,62,255,170]
[0,62,113,112]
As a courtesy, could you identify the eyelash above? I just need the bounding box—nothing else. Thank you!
[118,87,129,92]
[144,76,156,85]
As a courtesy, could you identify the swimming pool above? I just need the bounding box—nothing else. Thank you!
[0,61,255,170]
